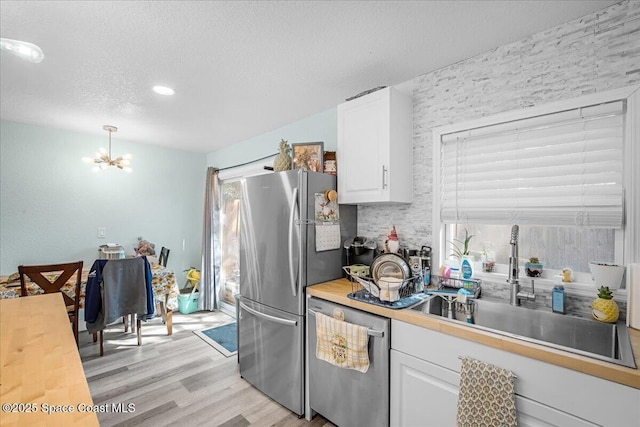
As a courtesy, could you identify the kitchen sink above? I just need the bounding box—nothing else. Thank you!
[412,294,636,369]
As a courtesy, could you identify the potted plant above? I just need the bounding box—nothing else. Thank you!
[480,241,495,273]
[450,229,473,259]
[588,262,625,290]
[524,257,543,277]
[450,229,474,278]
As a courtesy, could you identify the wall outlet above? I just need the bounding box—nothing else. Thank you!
[97,227,106,238]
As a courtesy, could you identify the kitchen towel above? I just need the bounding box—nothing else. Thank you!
[457,357,517,427]
[628,263,640,329]
[315,312,370,373]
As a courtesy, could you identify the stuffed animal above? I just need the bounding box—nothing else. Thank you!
[135,238,156,256]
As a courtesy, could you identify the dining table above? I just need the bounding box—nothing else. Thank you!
[0,263,180,335]
[0,293,100,426]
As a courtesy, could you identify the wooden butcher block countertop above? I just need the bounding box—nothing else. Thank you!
[0,293,99,426]
[307,278,640,389]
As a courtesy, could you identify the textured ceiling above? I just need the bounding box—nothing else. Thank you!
[0,1,618,153]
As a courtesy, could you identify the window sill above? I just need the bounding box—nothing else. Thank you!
[472,269,627,299]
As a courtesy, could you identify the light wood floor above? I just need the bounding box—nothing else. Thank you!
[79,310,334,427]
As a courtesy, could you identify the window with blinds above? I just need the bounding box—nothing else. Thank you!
[439,101,625,228]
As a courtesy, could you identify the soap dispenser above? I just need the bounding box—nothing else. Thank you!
[552,279,567,314]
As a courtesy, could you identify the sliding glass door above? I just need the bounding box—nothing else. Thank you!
[216,158,272,316]
[218,179,241,315]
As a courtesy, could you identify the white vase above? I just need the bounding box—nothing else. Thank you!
[588,262,625,289]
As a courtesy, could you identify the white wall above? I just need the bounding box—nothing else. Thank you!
[206,1,640,254]
[357,0,640,251]
[0,121,206,276]
[207,108,337,169]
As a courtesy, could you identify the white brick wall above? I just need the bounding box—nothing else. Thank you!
[357,0,640,251]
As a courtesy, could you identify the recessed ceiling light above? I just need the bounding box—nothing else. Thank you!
[152,85,175,96]
[0,37,44,63]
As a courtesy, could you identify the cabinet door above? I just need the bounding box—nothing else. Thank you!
[392,320,631,426]
[337,89,389,203]
[390,349,458,427]
[516,399,598,427]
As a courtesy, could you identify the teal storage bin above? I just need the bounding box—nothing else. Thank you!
[178,289,200,314]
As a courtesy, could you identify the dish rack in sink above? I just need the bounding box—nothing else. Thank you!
[343,266,431,309]
[430,275,482,299]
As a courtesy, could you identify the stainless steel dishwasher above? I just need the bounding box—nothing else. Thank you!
[307,297,390,427]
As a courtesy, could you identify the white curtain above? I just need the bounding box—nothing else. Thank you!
[440,101,625,228]
[200,167,220,311]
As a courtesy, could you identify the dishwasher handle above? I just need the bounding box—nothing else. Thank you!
[308,308,384,337]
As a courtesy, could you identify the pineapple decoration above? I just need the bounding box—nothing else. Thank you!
[273,139,292,172]
[591,286,619,323]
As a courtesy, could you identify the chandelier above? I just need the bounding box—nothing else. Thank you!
[83,125,132,172]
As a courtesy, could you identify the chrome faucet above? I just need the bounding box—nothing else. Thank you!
[507,225,536,306]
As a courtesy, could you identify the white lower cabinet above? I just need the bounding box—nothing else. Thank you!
[390,349,458,426]
[390,320,639,427]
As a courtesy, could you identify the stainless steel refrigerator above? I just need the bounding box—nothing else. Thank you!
[237,169,356,416]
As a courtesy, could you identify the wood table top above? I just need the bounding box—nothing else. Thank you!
[308,278,640,389]
[0,293,99,426]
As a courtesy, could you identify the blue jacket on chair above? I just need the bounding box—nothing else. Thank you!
[84,256,154,325]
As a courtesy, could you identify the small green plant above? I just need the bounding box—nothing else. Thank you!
[529,257,540,264]
[597,286,613,300]
[480,241,494,259]
[449,229,474,259]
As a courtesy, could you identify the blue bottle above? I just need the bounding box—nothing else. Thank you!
[552,282,566,314]
[461,256,474,279]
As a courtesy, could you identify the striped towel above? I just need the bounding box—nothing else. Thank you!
[457,357,517,427]
[315,312,370,373]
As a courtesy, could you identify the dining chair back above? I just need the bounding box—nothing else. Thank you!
[85,257,152,356]
[18,261,83,345]
[159,246,170,267]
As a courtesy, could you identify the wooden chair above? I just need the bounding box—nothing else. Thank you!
[158,246,170,267]
[89,257,150,356]
[18,261,83,346]
[155,247,172,334]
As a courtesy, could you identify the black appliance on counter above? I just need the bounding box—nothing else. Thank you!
[344,236,377,267]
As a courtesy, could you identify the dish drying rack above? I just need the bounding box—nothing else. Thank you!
[343,266,431,309]
[430,275,482,299]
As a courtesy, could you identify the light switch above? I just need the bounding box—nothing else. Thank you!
[97,227,106,238]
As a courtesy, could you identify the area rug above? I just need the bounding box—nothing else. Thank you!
[194,322,237,357]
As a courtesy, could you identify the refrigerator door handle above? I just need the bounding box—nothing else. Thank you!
[288,187,299,297]
[240,301,298,326]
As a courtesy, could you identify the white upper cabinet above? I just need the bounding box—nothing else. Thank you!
[337,87,413,204]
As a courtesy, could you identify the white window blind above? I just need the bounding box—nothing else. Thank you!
[440,101,625,228]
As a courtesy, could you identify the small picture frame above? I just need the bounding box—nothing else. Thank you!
[292,142,324,172]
